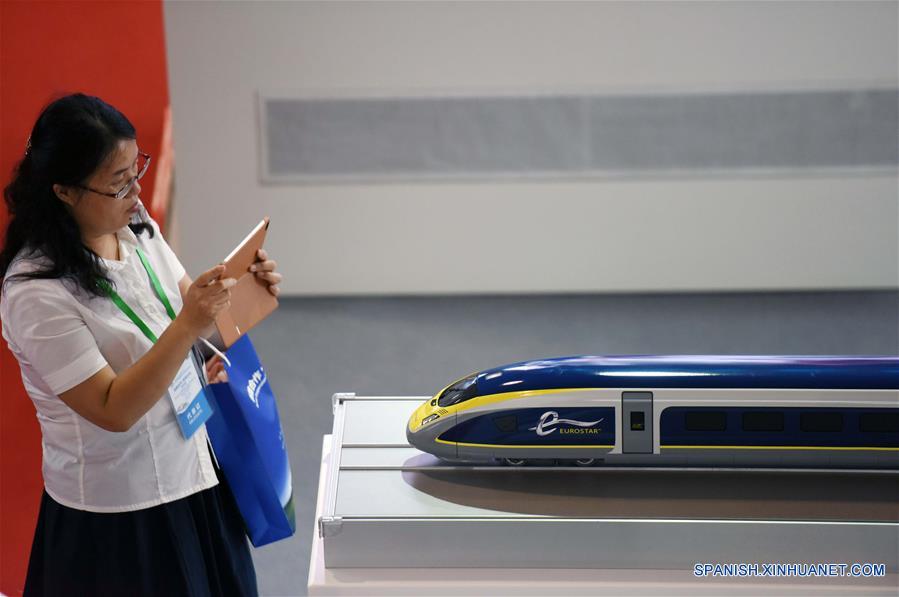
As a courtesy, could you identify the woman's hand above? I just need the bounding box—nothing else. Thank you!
[250,248,282,296]
[205,355,228,384]
[176,264,237,337]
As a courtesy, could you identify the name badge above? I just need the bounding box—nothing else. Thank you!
[169,356,213,439]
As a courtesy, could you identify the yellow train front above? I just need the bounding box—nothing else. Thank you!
[406,356,899,467]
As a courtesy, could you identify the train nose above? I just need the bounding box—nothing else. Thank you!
[408,398,439,433]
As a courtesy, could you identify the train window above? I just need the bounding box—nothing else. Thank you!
[742,411,784,432]
[800,412,843,432]
[437,375,479,407]
[630,411,645,431]
[685,411,726,432]
[859,412,899,433]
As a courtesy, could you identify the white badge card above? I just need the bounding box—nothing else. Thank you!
[169,356,214,438]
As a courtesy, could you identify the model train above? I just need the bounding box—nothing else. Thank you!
[406,356,899,468]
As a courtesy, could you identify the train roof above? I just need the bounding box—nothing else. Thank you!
[474,356,899,394]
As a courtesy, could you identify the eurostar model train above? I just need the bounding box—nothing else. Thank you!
[406,356,899,468]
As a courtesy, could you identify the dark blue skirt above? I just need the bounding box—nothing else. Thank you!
[24,461,258,597]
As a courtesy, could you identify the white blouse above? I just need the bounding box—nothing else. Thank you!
[1,218,218,512]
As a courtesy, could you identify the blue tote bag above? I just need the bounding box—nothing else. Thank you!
[204,334,296,547]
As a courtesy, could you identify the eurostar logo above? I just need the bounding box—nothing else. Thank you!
[246,368,267,409]
[529,411,603,436]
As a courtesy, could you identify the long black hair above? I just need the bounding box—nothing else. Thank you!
[0,93,153,297]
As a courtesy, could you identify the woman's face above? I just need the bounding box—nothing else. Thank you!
[55,138,143,239]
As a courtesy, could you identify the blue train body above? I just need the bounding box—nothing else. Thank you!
[406,356,899,468]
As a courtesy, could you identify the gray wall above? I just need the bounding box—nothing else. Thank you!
[163,1,899,296]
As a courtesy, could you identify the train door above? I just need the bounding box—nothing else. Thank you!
[622,392,653,453]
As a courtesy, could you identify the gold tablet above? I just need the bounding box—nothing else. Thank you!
[214,217,279,347]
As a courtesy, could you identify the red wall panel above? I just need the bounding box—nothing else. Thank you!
[0,2,170,593]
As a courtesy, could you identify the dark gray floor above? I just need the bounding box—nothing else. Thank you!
[245,291,898,597]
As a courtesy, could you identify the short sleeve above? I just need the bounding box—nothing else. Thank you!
[2,280,109,395]
[147,216,186,281]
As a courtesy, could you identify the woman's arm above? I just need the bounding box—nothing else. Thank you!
[59,318,202,431]
[58,265,234,432]
[182,271,227,385]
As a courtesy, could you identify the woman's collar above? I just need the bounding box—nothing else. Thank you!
[99,226,138,270]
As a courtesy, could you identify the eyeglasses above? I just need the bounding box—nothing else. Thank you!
[78,152,151,200]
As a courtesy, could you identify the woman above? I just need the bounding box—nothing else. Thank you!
[0,94,281,596]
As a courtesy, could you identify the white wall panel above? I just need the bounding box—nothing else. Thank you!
[163,1,898,295]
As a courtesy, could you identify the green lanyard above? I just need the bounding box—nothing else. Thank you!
[99,247,177,344]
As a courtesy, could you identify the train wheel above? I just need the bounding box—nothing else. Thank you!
[574,458,595,467]
[503,458,527,466]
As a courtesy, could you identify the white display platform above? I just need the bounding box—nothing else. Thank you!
[307,394,899,595]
